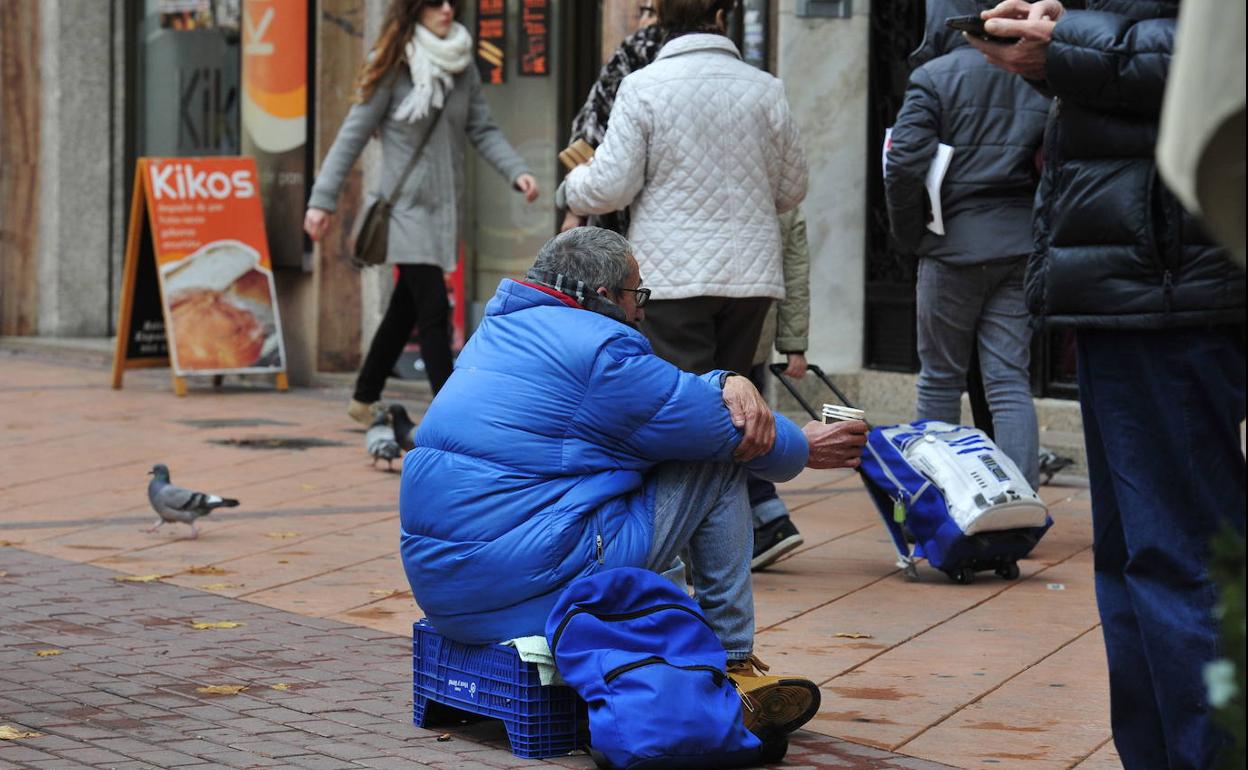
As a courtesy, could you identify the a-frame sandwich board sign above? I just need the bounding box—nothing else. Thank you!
[112,157,289,396]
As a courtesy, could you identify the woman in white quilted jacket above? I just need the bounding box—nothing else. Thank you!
[559,0,808,375]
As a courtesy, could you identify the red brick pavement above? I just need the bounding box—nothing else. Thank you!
[0,547,957,770]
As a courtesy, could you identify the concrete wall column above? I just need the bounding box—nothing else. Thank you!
[35,1,116,337]
[776,0,868,372]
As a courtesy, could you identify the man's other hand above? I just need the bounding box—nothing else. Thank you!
[722,375,775,462]
[802,420,868,469]
[967,0,1063,81]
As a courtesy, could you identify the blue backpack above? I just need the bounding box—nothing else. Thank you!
[546,568,782,770]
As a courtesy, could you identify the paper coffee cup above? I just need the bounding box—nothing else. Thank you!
[822,403,865,424]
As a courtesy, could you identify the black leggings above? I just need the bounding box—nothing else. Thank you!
[353,264,453,402]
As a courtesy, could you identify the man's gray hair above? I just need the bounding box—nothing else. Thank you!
[530,227,632,292]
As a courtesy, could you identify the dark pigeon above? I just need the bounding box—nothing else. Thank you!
[146,464,239,539]
[388,403,418,453]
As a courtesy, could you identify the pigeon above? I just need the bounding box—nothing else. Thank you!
[388,403,418,452]
[146,464,239,539]
[1038,448,1075,485]
[366,411,401,470]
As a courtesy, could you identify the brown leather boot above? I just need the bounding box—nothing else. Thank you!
[727,654,821,738]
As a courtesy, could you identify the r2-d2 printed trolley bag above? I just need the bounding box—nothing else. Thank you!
[859,421,1051,584]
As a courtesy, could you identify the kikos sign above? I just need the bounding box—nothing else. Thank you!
[149,163,257,201]
[113,157,288,397]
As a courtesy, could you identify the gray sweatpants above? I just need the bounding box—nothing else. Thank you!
[915,257,1040,488]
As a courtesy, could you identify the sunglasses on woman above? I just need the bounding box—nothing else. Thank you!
[420,0,456,9]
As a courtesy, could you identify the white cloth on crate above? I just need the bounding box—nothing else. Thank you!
[562,34,809,302]
[504,635,566,687]
[394,21,473,124]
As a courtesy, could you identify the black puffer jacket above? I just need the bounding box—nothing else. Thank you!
[1030,0,1245,327]
[886,0,1051,264]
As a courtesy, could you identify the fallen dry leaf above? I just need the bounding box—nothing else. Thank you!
[270,683,291,691]
[190,620,244,630]
[185,565,228,576]
[0,541,24,547]
[114,574,166,583]
[265,531,298,539]
[200,583,241,591]
[436,733,452,742]
[0,571,8,577]
[34,649,62,657]
[277,560,290,564]
[834,632,874,640]
[196,685,248,695]
[0,725,42,740]
[369,589,405,599]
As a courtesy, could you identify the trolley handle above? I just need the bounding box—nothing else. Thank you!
[767,363,858,421]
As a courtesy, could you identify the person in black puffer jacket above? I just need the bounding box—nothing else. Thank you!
[886,0,1050,487]
[970,2,1246,769]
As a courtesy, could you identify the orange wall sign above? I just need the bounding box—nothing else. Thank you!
[112,156,288,395]
[520,0,549,76]
[476,0,507,84]
[241,0,309,270]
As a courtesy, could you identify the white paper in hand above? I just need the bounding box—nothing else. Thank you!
[926,143,955,235]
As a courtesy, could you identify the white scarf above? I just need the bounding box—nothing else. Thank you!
[393,21,473,123]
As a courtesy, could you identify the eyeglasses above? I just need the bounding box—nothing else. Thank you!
[638,5,657,19]
[617,286,651,307]
[420,0,456,9]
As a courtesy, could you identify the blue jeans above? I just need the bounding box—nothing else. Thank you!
[916,258,1039,487]
[645,461,754,660]
[1077,327,1245,770]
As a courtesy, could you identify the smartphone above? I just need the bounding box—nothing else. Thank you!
[945,14,1020,44]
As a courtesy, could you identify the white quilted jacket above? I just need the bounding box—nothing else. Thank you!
[563,35,808,300]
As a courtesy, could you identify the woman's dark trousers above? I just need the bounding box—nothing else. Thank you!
[353,264,453,403]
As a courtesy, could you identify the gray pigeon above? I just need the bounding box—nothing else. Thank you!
[146,464,239,539]
[388,403,417,452]
[365,411,401,470]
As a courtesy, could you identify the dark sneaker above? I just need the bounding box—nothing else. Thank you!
[751,516,803,571]
[727,654,821,738]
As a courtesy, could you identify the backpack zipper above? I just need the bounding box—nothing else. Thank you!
[550,603,715,653]
[602,655,726,687]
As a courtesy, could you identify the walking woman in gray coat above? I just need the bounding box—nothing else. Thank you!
[304,0,538,424]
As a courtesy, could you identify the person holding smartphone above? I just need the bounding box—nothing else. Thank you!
[966,2,1246,768]
[884,0,1049,489]
[304,0,539,425]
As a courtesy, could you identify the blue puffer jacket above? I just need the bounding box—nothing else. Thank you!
[400,279,809,644]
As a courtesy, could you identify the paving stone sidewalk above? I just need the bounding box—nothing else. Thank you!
[0,548,955,770]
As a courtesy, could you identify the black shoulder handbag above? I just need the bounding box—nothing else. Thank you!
[350,109,444,267]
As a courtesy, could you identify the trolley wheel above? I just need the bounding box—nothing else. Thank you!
[952,567,976,585]
[996,563,1021,581]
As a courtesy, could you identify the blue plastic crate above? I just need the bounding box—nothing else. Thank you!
[412,620,584,759]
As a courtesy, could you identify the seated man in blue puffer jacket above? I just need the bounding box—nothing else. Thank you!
[400,226,868,739]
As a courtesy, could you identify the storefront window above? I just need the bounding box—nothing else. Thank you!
[728,0,770,72]
[129,0,241,161]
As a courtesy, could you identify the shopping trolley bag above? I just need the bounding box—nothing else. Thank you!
[859,420,1051,584]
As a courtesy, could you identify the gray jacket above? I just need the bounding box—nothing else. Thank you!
[884,0,1050,265]
[308,65,530,269]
